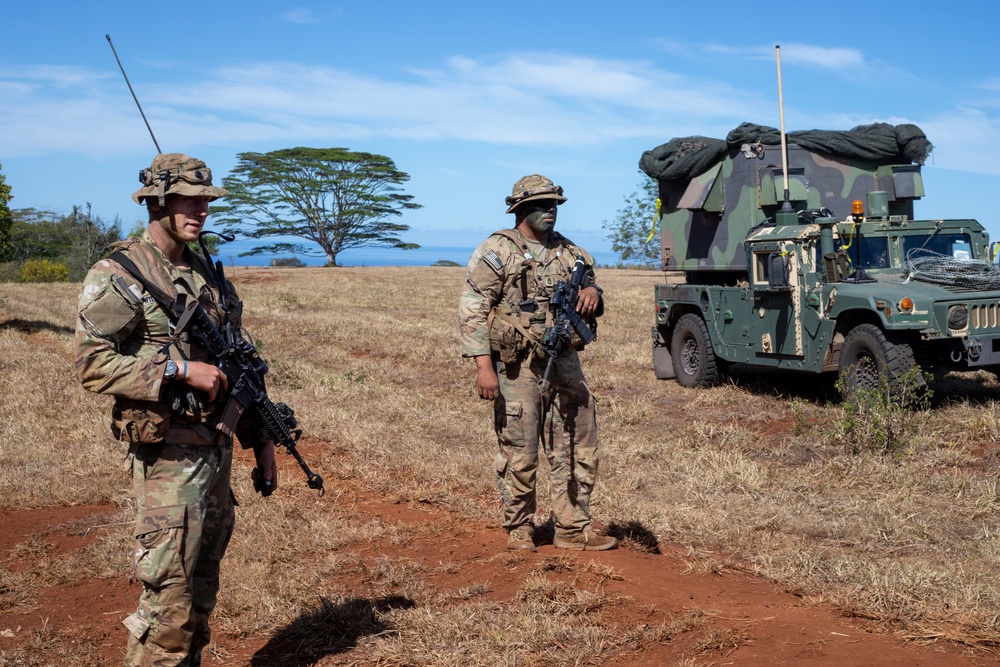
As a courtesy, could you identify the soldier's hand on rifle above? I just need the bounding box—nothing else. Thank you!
[474,354,500,401]
[576,286,601,316]
[180,361,229,402]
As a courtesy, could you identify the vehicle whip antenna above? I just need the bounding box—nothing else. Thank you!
[775,45,793,213]
[106,34,162,153]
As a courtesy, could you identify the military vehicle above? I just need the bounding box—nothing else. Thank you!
[640,122,1000,396]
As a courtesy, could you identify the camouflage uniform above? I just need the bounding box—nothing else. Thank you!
[459,175,606,546]
[75,155,267,667]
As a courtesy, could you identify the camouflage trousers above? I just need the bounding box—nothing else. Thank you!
[122,441,235,667]
[493,348,598,538]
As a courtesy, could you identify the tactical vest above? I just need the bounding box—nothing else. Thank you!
[488,229,593,364]
[106,237,234,445]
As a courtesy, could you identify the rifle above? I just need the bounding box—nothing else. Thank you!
[109,235,325,497]
[537,256,597,392]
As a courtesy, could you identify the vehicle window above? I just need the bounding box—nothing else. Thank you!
[754,253,770,284]
[901,233,973,259]
[859,237,890,269]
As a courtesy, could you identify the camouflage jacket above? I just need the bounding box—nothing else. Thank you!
[458,228,600,361]
[75,231,267,448]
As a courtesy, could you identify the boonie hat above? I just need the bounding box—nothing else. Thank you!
[132,153,229,205]
[505,174,567,214]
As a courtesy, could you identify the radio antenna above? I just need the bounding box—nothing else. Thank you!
[106,34,162,153]
[775,44,792,213]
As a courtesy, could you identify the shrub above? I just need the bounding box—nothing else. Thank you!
[18,259,70,283]
[271,257,307,268]
[829,365,931,454]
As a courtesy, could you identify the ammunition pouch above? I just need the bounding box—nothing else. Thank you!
[112,399,174,445]
[489,309,542,364]
[112,388,226,445]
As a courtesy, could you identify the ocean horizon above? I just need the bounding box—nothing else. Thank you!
[215,240,620,268]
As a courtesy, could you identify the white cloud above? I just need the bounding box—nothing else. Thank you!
[278,6,343,24]
[685,41,863,70]
[975,76,1000,92]
[156,54,764,146]
[3,49,1000,182]
[917,108,1000,175]
[777,43,863,70]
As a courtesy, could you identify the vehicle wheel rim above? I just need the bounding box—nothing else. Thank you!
[853,354,880,389]
[681,337,700,375]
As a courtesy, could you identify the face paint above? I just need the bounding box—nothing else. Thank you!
[522,200,557,234]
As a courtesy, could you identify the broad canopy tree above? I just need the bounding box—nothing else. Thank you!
[213,148,421,267]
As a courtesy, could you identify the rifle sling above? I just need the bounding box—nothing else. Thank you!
[108,251,178,320]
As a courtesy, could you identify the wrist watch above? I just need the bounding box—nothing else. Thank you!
[164,360,179,380]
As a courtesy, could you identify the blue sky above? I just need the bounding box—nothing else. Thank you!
[3,1,1000,264]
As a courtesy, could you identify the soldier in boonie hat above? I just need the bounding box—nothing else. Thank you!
[458,173,616,555]
[76,151,277,666]
[132,153,229,206]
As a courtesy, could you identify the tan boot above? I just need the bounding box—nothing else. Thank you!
[554,528,618,551]
[506,524,536,551]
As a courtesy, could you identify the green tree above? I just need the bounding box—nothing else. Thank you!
[0,162,12,256]
[602,174,661,269]
[213,147,421,267]
[1,206,122,281]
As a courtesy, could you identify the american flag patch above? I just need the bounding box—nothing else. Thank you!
[483,250,503,272]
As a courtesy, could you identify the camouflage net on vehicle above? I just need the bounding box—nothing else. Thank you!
[640,122,933,183]
[903,249,1000,290]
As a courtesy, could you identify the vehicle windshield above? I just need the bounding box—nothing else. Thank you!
[901,233,973,261]
[858,237,889,269]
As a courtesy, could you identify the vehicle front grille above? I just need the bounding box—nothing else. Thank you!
[971,303,1000,331]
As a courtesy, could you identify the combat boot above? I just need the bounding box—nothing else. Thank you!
[506,524,536,551]
[554,528,618,551]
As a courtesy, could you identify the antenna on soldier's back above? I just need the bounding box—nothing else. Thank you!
[106,34,162,154]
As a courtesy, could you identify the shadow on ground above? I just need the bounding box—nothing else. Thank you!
[0,318,75,336]
[717,364,1000,407]
[250,595,415,667]
[608,520,661,554]
[532,518,661,554]
[721,364,840,403]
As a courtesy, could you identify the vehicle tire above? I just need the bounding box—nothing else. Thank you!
[838,323,922,400]
[670,313,719,387]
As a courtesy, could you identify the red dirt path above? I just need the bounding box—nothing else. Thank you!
[1,490,996,666]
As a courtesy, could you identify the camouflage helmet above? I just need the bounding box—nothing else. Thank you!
[504,174,567,214]
[132,153,229,206]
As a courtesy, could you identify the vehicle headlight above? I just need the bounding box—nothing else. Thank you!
[948,304,969,330]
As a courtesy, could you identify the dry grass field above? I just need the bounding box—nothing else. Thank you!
[1,265,999,666]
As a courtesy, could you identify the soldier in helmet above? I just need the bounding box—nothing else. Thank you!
[75,154,278,666]
[458,174,617,552]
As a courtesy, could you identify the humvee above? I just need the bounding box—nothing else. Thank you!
[642,122,1000,396]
